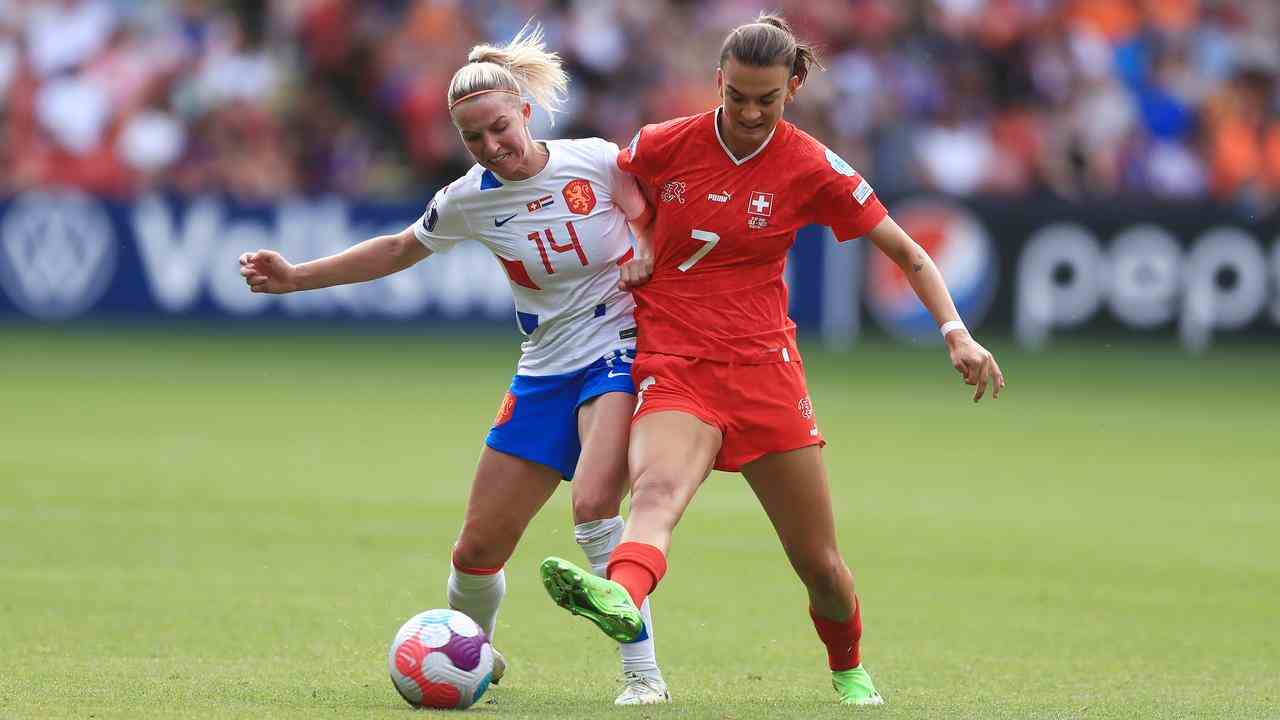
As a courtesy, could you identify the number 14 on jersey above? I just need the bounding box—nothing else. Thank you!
[528,221,589,275]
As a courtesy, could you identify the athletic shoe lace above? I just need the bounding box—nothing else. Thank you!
[620,671,667,697]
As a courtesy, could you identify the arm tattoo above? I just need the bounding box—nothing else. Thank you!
[912,262,923,273]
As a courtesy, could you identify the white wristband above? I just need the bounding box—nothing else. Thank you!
[940,320,967,337]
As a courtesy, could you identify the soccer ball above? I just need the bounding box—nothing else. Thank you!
[388,609,495,709]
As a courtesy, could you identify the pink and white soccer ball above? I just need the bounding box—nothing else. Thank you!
[388,609,494,709]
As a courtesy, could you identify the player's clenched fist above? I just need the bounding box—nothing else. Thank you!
[617,251,653,290]
[239,249,298,294]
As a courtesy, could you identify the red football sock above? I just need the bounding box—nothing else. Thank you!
[810,596,863,671]
[606,541,667,608]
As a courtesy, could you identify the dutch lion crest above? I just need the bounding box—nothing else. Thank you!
[561,179,596,215]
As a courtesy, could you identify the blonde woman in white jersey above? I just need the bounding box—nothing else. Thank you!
[238,23,668,706]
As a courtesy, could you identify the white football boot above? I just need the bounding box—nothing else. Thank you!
[614,670,670,705]
[490,648,506,684]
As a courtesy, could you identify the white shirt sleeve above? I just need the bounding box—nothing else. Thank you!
[413,183,470,253]
[595,139,646,221]
[612,168,646,221]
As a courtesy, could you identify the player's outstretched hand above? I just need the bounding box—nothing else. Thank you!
[618,251,653,290]
[239,250,298,294]
[946,331,1005,403]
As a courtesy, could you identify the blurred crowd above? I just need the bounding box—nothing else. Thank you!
[1,0,1278,207]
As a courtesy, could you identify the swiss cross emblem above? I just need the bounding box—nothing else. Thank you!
[562,179,596,215]
[526,194,554,213]
[748,191,774,217]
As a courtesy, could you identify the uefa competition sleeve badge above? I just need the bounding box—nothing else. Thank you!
[824,147,856,177]
[0,190,118,320]
[424,192,442,232]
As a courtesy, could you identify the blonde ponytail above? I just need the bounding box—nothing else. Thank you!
[448,21,569,125]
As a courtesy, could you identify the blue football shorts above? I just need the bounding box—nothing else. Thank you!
[485,348,635,479]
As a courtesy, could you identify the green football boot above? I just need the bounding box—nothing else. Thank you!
[539,556,644,643]
[832,665,884,706]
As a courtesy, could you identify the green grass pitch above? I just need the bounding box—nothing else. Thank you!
[2,326,1277,719]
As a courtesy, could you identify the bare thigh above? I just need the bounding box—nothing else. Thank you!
[570,391,635,524]
[453,446,561,570]
[622,411,722,553]
[741,445,856,618]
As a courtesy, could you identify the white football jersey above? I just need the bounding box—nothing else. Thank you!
[414,138,637,376]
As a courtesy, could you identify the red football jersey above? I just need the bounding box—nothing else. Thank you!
[617,109,888,364]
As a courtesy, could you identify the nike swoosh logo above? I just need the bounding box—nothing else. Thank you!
[607,371,629,378]
[494,213,518,227]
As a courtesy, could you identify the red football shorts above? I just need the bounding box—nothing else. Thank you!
[630,352,825,472]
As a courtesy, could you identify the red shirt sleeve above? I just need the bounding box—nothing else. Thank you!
[806,147,888,242]
[616,126,653,184]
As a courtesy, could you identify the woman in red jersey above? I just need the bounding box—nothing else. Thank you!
[540,13,1005,706]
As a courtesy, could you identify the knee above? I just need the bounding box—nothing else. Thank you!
[792,549,851,597]
[452,527,512,572]
[573,474,627,525]
[571,490,621,525]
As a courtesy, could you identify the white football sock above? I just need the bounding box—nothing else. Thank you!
[575,517,660,676]
[447,564,506,643]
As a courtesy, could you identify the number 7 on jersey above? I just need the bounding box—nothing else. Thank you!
[678,229,720,272]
